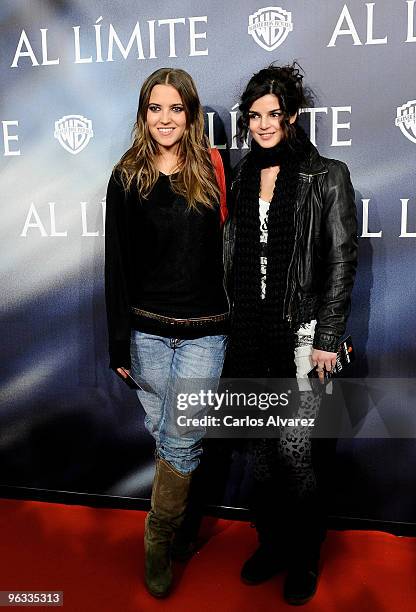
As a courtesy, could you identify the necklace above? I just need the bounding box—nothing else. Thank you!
[156,153,180,176]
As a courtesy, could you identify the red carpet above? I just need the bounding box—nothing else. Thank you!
[0,498,415,611]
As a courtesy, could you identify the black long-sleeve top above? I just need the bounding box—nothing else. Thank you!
[105,170,228,368]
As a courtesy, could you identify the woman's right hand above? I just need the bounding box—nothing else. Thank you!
[116,367,130,379]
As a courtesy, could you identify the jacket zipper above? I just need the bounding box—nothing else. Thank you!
[283,169,327,322]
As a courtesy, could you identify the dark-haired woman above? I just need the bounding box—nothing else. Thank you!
[105,68,228,598]
[224,63,357,605]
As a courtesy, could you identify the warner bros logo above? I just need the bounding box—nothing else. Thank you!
[395,101,416,144]
[54,114,94,154]
[248,6,293,51]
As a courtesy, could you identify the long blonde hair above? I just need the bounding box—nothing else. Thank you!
[116,68,220,210]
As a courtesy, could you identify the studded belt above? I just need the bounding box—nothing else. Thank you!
[130,306,229,328]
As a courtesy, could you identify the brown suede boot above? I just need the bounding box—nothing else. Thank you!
[144,457,192,598]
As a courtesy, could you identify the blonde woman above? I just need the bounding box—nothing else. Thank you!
[105,68,228,597]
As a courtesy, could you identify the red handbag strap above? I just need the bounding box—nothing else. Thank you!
[209,148,228,225]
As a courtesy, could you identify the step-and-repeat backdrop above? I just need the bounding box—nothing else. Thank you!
[1,1,416,523]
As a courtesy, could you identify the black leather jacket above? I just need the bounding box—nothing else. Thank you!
[223,144,358,353]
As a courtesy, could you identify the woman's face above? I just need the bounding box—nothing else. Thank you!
[146,84,187,153]
[248,93,296,148]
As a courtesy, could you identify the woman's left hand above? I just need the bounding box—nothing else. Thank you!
[311,349,337,382]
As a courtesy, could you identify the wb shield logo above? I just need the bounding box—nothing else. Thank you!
[395,101,416,144]
[54,115,94,154]
[248,6,293,51]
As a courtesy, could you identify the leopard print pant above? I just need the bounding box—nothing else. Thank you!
[252,325,321,498]
[252,390,322,497]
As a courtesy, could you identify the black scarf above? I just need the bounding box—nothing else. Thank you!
[227,127,311,378]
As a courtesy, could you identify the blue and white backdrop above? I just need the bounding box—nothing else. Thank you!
[1,1,416,524]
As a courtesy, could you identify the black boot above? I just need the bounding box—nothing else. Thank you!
[241,541,286,585]
[283,499,321,605]
[283,492,323,605]
[241,476,287,585]
[284,554,319,606]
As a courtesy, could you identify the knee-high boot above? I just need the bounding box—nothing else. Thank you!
[144,457,193,598]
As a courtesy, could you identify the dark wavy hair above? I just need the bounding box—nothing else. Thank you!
[237,62,310,143]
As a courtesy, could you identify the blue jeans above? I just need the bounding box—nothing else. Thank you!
[130,331,227,474]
